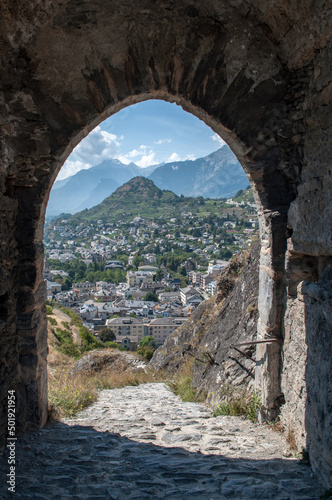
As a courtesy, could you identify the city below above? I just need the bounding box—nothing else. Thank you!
[44,179,258,350]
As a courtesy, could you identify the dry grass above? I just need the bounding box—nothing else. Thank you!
[48,368,98,418]
[48,345,75,371]
[47,309,164,419]
[267,419,285,434]
[168,361,206,403]
[286,427,298,451]
[47,346,160,418]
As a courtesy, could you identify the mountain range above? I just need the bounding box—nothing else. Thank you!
[149,146,248,199]
[47,146,249,216]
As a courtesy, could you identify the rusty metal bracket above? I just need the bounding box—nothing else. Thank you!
[232,346,256,362]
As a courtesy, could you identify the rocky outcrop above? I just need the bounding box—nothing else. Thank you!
[72,350,147,375]
[150,242,260,407]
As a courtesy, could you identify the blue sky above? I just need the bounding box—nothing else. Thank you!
[58,100,226,180]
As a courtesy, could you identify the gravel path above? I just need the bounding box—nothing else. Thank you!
[0,383,323,499]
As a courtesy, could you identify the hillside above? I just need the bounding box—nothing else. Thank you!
[150,241,260,407]
[68,176,222,225]
[149,146,249,198]
[47,160,150,216]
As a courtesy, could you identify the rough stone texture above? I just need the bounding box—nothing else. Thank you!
[281,277,332,485]
[0,0,331,488]
[280,284,307,451]
[0,383,323,499]
[150,242,260,407]
[302,279,332,487]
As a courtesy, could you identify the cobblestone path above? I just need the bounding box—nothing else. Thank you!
[0,383,323,499]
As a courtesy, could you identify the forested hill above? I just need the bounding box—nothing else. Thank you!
[66,176,220,225]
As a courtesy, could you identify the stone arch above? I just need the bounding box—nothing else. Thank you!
[0,0,331,486]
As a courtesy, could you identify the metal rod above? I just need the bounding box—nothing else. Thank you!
[230,338,281,348]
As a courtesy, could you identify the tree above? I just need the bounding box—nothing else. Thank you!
[155,268,164,282]
[137,336,157,361]
[138,336,156,348]
[192,228,202,238]
[62,276,73,291]
[154,243,161,254]
[178,266,187,276]
[143,291,159,302]
[132,254,141,269]
[99,328,116,342]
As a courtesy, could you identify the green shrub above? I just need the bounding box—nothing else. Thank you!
[136,336,157,361]
[48,317,57,326]
[59,307,82,327]
[104,341,120,349]
[79,326,105,351]
[136,346,155,361]
[57,342,81,359]
[246,391,261,422]
[52,322,81,359]
[54,328,72,344]
[212,400,246,417]
[46,305,53,315]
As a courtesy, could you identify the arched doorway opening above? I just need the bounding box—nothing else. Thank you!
[1,0,331,486]
[12,90,295,436]
[44,98,259,414]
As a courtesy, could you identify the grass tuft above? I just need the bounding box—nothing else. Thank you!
[168,361,206,403]
[212,385,261,422]
[286,427,298,451]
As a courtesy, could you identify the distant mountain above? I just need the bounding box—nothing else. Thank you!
[149,146,248,198]
[47,160,153,216]
[75,178,121,212]
[47,146,248,216]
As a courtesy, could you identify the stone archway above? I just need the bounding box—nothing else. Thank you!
[0,0,331,487]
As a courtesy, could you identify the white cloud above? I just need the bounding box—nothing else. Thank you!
[135,151,157,168]
[168,152,181,162]
[211,133,226,147]
[154,138,172,145]
[59,126,123,179]
[118,146,157,168]
[126,145,148,158]
[57,160,92,180]
[166,152,196,163]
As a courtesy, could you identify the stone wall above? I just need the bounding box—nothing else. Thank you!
[303,279,332,485]
[0,0,331,488]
